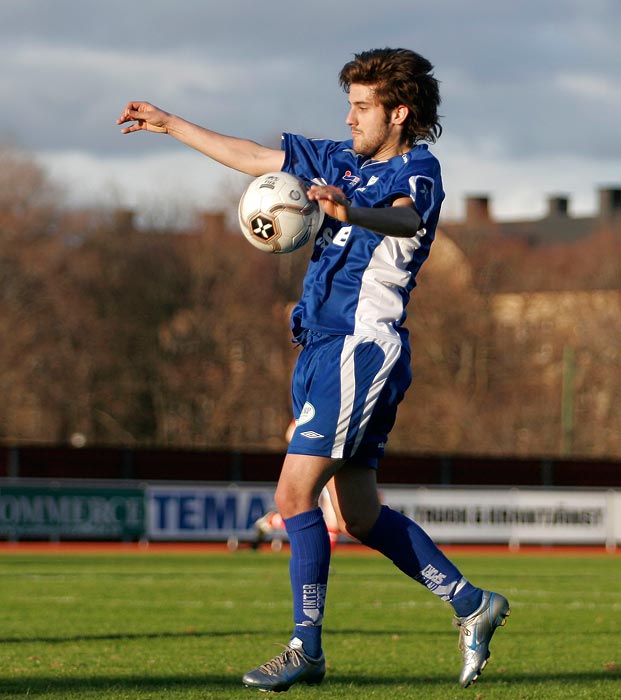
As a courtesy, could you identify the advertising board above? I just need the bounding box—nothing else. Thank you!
[0,482,145,540]
[380,486,620,547]
[146,483,275,541]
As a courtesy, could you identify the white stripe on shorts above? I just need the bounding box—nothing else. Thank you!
[331,335,402,459]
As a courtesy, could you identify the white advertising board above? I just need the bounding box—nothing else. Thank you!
[380,486,620,547]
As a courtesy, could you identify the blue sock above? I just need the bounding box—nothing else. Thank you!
[362,506,483,617]
[283,507,330,658]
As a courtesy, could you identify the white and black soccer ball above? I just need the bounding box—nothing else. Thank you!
[238,172,324,254]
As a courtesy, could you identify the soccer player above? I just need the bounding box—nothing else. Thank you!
[118,47,509,691]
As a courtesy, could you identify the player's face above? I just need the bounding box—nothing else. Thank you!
[346,84,405,160]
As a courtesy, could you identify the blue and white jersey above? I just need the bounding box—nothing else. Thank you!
[281,133,444,346]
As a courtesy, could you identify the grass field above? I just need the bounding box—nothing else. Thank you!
[0,546,619,700]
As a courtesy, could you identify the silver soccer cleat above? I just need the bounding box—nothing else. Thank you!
[242,638,325,692]
[456,590,510,688]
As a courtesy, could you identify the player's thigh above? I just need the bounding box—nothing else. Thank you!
[275,452,341,518]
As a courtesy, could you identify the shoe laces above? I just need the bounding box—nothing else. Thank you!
[457,624,472,651]
[259,645,302,675]
[455,616,476,652]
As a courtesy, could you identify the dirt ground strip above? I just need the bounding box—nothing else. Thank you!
[0,541,618,556]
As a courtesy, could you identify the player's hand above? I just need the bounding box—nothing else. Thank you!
[307,184,350,223]
[117,102,171,134]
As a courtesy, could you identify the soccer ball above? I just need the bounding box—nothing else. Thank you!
[238,172,324,254]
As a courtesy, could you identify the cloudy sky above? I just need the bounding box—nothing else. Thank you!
[2,0,620,223]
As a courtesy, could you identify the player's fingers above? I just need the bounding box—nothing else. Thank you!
[309,185,346,202]
[117,110,137,126]
[321,188,347,205]
[117,102,150,122]
[308,185,334,200]
[117,102,136,119]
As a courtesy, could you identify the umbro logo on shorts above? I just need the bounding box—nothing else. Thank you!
[300,430,324,439]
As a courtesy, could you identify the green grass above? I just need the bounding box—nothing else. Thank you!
[0,548,619,699]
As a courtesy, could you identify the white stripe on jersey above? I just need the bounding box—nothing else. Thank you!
[353,233,428,342]
[331,336,402,459]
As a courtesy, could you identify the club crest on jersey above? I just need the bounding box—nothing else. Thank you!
[342,170,361,186]
[296,401,316,426]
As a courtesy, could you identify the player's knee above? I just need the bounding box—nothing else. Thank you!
[273,487,293,517]
[340,513,375,542]
[274,483,316,519]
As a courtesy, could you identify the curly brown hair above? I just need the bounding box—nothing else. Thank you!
[339,48,442,145]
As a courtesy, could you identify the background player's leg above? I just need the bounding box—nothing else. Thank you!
[319,485,341,551]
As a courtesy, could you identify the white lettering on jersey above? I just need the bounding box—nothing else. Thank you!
[333,225,353,247]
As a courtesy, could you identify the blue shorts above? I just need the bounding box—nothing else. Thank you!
[287,332,412,468]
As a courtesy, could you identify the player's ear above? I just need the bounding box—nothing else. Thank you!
[392,105,409,125]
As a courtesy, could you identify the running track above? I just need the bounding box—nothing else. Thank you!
[0,541,618,556]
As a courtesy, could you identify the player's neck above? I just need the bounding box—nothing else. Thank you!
[366,141,410,162]
[370,129,410,161]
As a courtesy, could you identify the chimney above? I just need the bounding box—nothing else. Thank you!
[547,195,569,218]
[201,211,227,234]
[598,187,621,220]
[114,208,135,234]
[465,195,491,224]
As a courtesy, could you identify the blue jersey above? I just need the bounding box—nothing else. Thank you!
[281,133,444,346]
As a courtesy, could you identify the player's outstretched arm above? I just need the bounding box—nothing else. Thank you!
[307,185,422,238]
[117,101,284,177]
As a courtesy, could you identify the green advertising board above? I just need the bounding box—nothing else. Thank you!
[0,482,145,541]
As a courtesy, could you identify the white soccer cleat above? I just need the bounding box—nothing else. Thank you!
[242,638,325,692]
[456,590,510,688]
